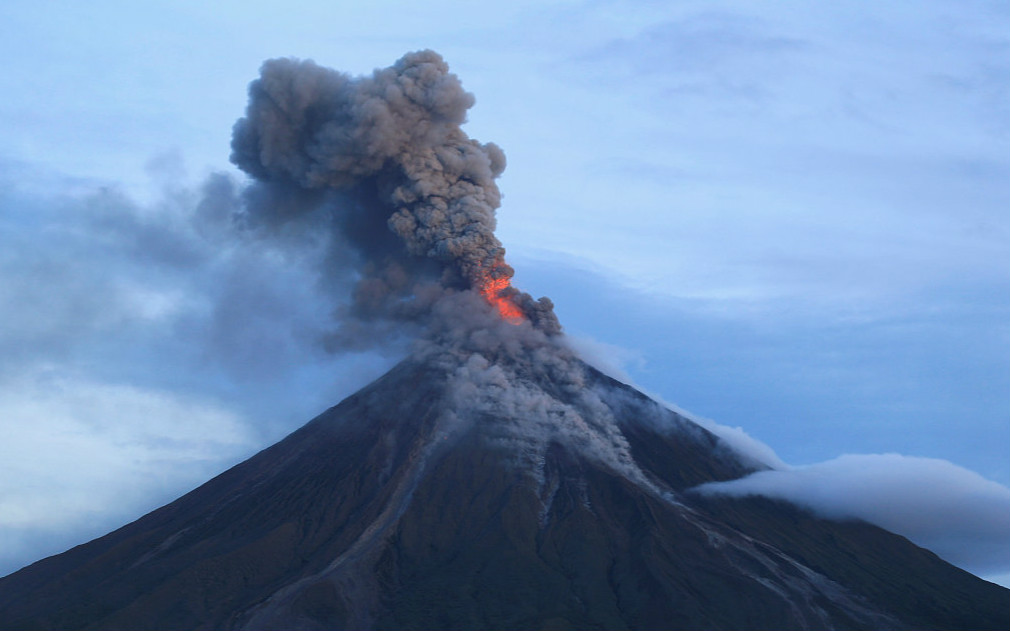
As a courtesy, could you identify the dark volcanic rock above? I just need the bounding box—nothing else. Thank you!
[0,351,1006,631]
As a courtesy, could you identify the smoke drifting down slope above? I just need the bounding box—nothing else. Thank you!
[229,50,558,344]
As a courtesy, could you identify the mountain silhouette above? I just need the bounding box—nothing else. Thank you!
[0,345,1006,630]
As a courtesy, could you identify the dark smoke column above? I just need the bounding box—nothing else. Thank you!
[230,50,559,334]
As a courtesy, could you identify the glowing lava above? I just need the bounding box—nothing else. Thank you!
[479,268,524,323]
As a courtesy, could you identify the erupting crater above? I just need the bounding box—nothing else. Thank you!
[478,264,523,322]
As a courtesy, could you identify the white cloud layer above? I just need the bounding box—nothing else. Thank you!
[697,453,1010,583]
[571,338,1009,585]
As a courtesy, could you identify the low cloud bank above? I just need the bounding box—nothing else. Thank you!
[0,368,257,576]
[696,453,1010,583]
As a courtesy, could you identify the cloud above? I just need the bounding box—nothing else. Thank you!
[0,159,400,577]
[0,161,369,383]
[696,453,1010,580]
[576,11,807,93]
[0,367,256,577]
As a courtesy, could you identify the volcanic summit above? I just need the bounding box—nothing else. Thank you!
[1,334,1006,630]
[0,51,1006,630]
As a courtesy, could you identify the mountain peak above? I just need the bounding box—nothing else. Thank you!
[0,343,1006,630]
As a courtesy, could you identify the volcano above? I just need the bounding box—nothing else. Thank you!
[0,339,1006,631]
[2,50,1006,631]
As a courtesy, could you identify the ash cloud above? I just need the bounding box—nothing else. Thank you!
[227,50,558,344]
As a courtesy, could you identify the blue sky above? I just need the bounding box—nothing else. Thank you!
[1,1,1007,585]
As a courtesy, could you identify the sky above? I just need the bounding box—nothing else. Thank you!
[1,1,1007,586]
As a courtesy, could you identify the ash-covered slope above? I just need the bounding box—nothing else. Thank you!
[0,342,1006,631]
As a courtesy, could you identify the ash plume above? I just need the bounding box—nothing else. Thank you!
[220,51,690,487]
[221,51,681,486]
[228,50,559,345]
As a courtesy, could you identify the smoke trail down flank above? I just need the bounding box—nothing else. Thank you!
[230,50,559,340]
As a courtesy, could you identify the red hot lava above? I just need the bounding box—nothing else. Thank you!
[478,265,524,323]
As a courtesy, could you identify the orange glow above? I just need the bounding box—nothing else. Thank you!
[479,268,524,323]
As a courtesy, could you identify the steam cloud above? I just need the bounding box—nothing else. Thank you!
[227,50,558,344]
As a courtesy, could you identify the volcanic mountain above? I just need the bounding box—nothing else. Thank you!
[0,335,1006,631]
[3,50,1006,631]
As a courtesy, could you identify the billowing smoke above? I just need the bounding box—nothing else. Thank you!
[220,51,727,491]
[227,50,559,344]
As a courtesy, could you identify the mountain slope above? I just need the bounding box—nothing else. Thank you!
[0,349,1006,631]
